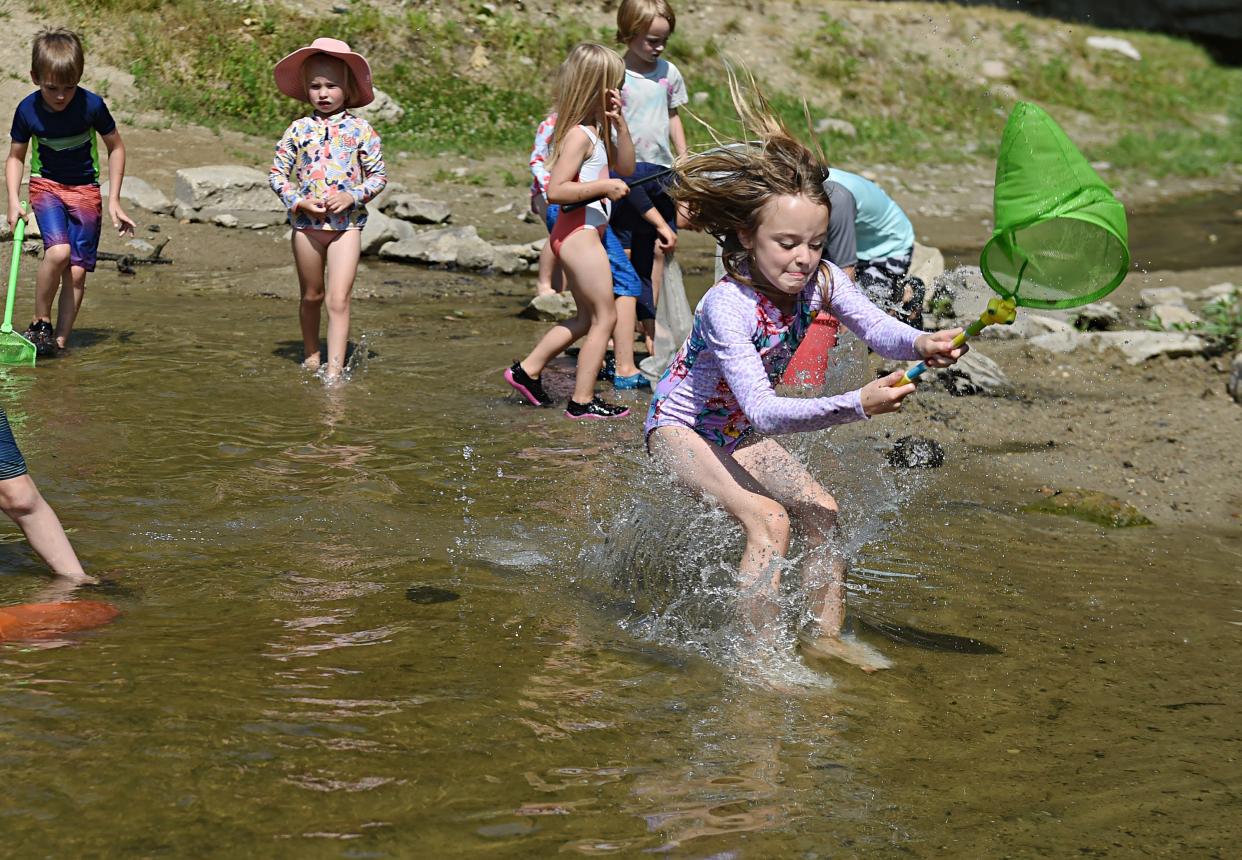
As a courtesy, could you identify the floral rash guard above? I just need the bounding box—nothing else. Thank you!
[269,110,387,231]
[645,263,924,452]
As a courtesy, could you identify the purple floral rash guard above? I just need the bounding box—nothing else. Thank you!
[645,263,923,451]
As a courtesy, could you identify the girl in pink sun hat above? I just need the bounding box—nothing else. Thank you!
[269,37,386,382]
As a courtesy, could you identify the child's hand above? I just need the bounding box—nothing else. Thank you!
[6,208,27,232]
[324,190,355,214]
[602,179,630,202]
[605,89,626,125]
[860,369,916,416]
[110,202,136,237]
[656,224,677,252]
[915,328,968,368]
[296,198,327,216]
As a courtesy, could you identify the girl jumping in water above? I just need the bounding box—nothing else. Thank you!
[646,79,967,672]
[270,38,386,383]
[505,43,636,420]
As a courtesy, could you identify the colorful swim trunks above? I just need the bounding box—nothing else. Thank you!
[29,176,103,272]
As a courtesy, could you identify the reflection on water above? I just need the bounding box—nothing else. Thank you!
[0,278,1235,857]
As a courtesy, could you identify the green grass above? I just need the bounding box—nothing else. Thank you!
[60,0,1242,178]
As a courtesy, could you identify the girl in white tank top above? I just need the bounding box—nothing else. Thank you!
[504,43,637,420]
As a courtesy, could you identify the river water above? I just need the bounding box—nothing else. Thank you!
[0,255,1238,858]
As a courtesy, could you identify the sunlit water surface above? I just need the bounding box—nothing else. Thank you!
[0,270,1237,858]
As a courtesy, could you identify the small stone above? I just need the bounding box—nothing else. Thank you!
[692,91,710,105]
[1151,304,1201,329]
[1200,282,1236,302]
[212,213,239,228]
[814,117,857,138]
[886,435,945,469]
[1025,488,1152,528]
[125,238,156,254]
[980,60,1007,79]
[1138,286,1186,308]
[1071,301,1121,331]
[521,292,576,321]
[940,349,1011,396]
[1228,353,1242,404]
[492,202,515,215]
[1086,35,1141,61]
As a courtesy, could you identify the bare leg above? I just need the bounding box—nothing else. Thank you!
[0,475,92,583]
[734,439,890,672]
[557,229,616,405]
[33,244,70,323]
[535,238,561,296]
[648,427,790,638]
[518,313,590,380]
[53,265,88,349]
[323,229,361,380]
[612,295,640,378]
[651,248,666,309]
[291,230,328,368]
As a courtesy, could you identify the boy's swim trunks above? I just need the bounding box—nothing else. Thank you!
[29,177,102,272]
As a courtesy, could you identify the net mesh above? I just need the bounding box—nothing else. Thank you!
[981,102,1129,310]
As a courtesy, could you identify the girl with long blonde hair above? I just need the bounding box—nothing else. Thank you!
[505,43,636,419]
[645,75,968,672]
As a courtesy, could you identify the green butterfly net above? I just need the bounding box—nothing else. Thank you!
[981,101,1130,309]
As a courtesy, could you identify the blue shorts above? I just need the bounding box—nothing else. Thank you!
[545,203,652,320]
[0,408,28,481]
[29,177,103,272]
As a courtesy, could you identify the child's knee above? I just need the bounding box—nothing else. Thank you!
[325,292,351,316]
[42,244,71,267]
[0,477,41,518]
[744,499,791,548]
[300,289,324,305]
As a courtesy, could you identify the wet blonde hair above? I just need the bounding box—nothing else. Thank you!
[671,69,832,288]
[32,27,84,85]
[616,0,677,42]
[300,53,359,107]
[551,43,626,167]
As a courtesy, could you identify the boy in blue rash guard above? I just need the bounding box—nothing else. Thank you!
[5,28,135,355]
[822,168,923,328]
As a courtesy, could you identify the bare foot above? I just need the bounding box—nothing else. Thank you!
[302,354,321,372]
[799,632,892,673]
[534,285,555,297]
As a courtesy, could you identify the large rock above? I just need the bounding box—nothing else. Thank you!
[1229,353,1242,404]
[356,86,405,126]
[380,225,494,268]
[982,312,1073,340]
[1027,329,1207,363]
[940,349,1011,396]
[360,209,414,255]
[100,177,174,215]
[385,194,451,224]
[175,165,284,213]
[521,292,577,321]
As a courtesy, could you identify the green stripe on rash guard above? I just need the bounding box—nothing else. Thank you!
[30,135,42,177]
[37,129,93,151]
[90,132,99,182]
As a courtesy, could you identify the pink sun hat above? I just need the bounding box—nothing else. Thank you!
[274,37,374,108]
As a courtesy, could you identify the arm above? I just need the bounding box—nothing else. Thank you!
[6,141,27,231]
[546,127,629,206]
[268,124,303,211]
[529,116,555,194]
[99,129,135,236]
[704,289,869,435]
[607,88,636,176]
[826,268,923,360]
[640,203,676,251]
[668,110,688,160]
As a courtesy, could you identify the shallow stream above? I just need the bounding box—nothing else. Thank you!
[0,263,1238,857]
